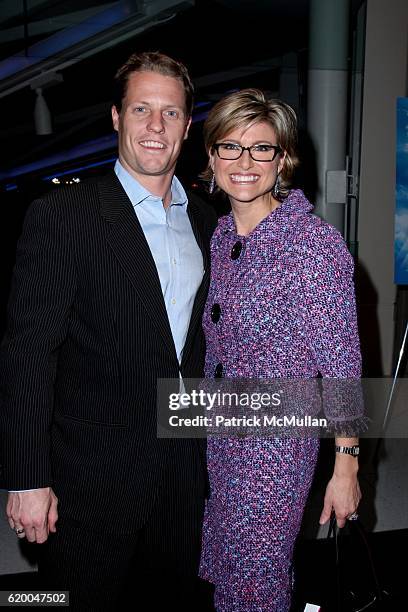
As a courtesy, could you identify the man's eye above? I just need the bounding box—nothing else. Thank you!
[252,144,273,152]
[164,110,179,118]
[221,143,241,151]
[133,106,146,113]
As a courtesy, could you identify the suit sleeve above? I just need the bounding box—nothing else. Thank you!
[0,196,77,490]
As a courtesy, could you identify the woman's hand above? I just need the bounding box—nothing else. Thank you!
[319,444,361,528]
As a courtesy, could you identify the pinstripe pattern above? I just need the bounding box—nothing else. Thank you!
[38,438,207,609]
[0,170,216,534]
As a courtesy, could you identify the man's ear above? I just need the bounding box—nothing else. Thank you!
[111,105,120,132]
[183,116,192,140]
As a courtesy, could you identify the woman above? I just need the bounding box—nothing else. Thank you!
[199,89,362,611]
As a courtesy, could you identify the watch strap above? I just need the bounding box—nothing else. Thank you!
[335,444,360,457]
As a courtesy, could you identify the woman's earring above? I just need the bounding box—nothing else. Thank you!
[209,172,216,195]
[273,174,281,198]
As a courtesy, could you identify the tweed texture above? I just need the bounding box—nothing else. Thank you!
[199,190,361,611]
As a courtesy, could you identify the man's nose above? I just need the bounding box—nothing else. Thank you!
[147,110,165,133]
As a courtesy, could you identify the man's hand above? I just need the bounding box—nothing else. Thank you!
[6,488,58,543]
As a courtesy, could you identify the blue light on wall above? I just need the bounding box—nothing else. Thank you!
[0,2,143,81]
[0,134,118,182]
[42,157,117,181]
[395,97,408,285]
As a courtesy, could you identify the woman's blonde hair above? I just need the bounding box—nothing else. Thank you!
[202,89,299,199]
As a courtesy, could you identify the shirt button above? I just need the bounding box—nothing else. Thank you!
[171,298,176,305]
[214,363,223,378]
[172,258,177,265]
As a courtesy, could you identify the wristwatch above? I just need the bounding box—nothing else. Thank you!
[335,445,360,457]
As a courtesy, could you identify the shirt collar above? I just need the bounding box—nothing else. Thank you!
[114,159,188,208]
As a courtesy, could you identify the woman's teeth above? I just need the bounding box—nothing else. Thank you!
[230,175,259,183]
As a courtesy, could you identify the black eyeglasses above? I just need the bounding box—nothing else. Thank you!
[213,142,282,162]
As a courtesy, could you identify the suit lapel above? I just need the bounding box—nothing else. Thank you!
[98,171,177,360]
[182,193,211,366]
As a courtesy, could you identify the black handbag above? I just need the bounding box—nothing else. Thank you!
[327,515,390,611]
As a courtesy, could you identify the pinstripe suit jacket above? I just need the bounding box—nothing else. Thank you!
[0,170,216,531]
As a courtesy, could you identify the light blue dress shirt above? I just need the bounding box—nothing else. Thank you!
[114,160,204,363]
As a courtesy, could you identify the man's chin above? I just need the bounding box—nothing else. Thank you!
[138,161,175,177]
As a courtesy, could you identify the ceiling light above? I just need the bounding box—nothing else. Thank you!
[34,87,52,135]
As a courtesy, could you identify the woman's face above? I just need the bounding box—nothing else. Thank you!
[209,121,285,208]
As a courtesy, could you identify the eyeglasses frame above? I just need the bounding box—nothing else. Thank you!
[212,142,283,162]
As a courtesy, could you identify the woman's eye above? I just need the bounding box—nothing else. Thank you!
[253,145,273,152]
[222,143,240,150]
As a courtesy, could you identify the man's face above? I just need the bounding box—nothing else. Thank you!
[112,70,191,181]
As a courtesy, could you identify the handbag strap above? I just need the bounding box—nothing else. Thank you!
[328,517,342,611]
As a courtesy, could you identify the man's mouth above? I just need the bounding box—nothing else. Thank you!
[139,140,166,149]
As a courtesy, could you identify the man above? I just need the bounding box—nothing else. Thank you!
[0,52,216,609]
